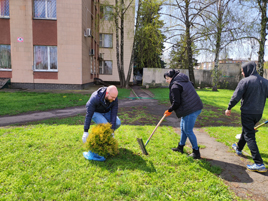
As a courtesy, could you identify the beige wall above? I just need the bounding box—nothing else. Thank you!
[99,0,134,82]
[9,0,83,85]
[9,1,33,82]
[55,0,82,84]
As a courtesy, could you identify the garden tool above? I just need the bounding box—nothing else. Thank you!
[137,114,166,155]
[235,120,268,139]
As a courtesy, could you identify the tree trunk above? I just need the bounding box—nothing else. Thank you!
[120,0,126,87]
[212,0,223,91]
[126,0,141,87]
[115,0,123,87]
[185,0,195,86]
[257,0,267,77]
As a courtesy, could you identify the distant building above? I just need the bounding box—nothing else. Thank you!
[0,0,134,89]
[198,58,258,70]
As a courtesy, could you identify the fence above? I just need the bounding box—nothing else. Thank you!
[142,64,268,90]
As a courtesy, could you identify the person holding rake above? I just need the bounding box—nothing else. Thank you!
[164,69,203,159]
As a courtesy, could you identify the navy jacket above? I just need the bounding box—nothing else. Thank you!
[169,72,203,118]
[228,61,268,114]
[84,87,118,131]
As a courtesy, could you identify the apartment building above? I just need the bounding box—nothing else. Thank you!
[98,0,134,83]
[0,0,134,89]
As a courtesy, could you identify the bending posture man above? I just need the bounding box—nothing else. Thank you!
[82,85,121,143]
[225,61,268,173]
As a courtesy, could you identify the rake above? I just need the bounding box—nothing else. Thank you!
[235,120,268,139]
[137,114,166,155]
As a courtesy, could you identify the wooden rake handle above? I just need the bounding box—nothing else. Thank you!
[255,120,268,130]
[145,114,166,146]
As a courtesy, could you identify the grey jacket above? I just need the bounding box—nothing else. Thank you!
[228,61,268,114]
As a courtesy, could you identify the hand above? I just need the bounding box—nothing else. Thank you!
[82,132,89,143]
[164,110,172,117]
[225,110,231,116]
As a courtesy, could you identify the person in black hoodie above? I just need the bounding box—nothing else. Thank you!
[225,61,268,172]
[164,69,203,159]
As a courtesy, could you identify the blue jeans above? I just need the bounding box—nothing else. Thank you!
[92,111,121,130]
[179,110,202,150]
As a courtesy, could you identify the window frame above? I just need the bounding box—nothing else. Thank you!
[0,44,11,70]
[100,5,113,21]
[33,45,58,72]
[33,0,57,20]
[0,0,10,18]
[99,33,113,48]
[99,60,112,75]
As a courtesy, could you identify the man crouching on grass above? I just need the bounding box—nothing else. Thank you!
[82,85,121,161]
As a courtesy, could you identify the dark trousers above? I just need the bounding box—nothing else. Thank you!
[237,113,263,164]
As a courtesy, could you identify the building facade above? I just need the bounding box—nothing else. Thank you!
[0,0,134,89]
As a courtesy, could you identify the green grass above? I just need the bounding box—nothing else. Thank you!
[0,123,238,200]
[0,89,131,116]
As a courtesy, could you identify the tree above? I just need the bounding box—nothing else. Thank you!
[134,0,166,70]
[203,0,241,91]
[100,0,135,88]
[256,0,267,77]
[169,35,198,69]
[198,0,251,90]
[161,0,216,86]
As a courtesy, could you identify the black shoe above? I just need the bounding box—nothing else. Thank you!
[189,148,201,159]
[171,144,184,153]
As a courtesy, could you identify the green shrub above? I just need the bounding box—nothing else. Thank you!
[84,123,119,157]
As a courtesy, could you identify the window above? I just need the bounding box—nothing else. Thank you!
[0,45,11,69]
[34,46,57,70]
[34,0,56,19]
[99,60,112,75]
[99,34,113,48]
[100,5,113,21]
[0,0,9,17]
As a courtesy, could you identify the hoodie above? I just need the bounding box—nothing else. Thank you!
[227,61,268,114]
[168,72,203,118]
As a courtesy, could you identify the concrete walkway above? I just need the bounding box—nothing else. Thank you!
[0,106,86,126]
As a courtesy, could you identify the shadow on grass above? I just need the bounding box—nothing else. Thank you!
[198,159,268,182]
[85,148,156,173]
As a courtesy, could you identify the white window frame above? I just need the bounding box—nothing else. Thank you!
[34,0,57,20]
[99,34,113,48]
[0,0,9,18]
[34,46,58,71]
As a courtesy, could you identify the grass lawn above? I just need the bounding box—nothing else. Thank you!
[0,88,131,116]
[0,121,238,200]
[1,87,267,200]
[149,88,268,166]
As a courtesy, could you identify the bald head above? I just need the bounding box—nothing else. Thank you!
[105,85,118,102]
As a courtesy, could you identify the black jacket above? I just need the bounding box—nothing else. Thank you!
[84,87,118,131]
[169,72,203,118]
[228,61,268,114]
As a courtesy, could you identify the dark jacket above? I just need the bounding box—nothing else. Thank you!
[228,61,268,114]
[84,87,118,131]
[169,72,203,118]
